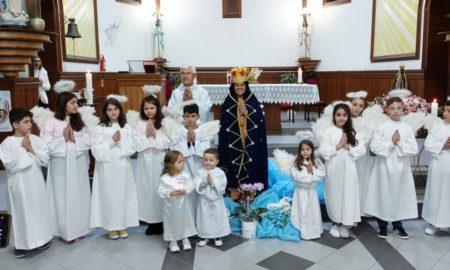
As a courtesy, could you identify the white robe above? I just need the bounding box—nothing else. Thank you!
[158,172,197,241]
[90,123,139,230]
[290,160,326,240]
[170,126,210,216]
[364,119,418,221]
[318,126,365,225]
[167,84,212,124]
[353,117,374,216]
[194,167,231,239]
[422,123,450,227]
[40,117,92,241]
[133,120,170,223]
[0,135,54,250]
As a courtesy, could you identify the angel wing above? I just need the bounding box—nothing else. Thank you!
[198,120,220,140]
[161,117,183,138]
[273,148,296,176]
[30,106,54,130]
[161,105,179,120]
[401,112,427,134]
[78,106,99,134]
[126,110,140,128]
[423,115,443,131]
[359,105,389,141]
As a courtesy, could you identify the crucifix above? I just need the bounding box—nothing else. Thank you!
[222,0,241,18]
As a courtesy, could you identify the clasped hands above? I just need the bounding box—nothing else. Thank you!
[63,124,76,143]
[336,133,351,151]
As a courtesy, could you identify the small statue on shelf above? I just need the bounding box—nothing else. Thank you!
[0,0,29,28]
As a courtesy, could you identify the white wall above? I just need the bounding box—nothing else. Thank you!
[62,0,424,72]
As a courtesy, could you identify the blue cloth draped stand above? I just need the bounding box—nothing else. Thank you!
[225,159,325,242]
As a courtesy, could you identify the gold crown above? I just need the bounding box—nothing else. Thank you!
[231,67,249,84]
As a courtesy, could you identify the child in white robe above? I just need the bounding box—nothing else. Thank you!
[134,94,170,235]
[422,100,450,235]
[169,103,210,216]
[318,103,365,238]
[195,148,230,247]
[347,91,374,216]
[158,150,197,253]
[90,96,139,240]
[364,96,418,239]
[291,139,326,240]
[0,109,54,258]
[40,92,91,243]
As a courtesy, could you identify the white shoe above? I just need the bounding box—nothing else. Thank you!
[169,241,180,253]
[339,226,350,238]
[330,225,340,238]
[182,238,192,250]
[198,239,209,247]
[214,238,223,247]
[425,225,437,236]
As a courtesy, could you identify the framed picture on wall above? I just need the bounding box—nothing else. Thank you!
[323,0,351,7]
[0,91,12,133]
[61,0,100,63]
[116,0,141,5]
[370,0,422,62]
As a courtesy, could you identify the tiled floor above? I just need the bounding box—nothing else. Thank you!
[1,220,450,270]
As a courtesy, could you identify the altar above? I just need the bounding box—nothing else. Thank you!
[201,84,320,134]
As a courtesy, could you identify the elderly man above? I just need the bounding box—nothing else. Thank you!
[168,64,212,124]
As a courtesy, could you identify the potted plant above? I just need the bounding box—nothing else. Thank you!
[235,183,266,239]
[280,73,298,84]
[28,0,44,31]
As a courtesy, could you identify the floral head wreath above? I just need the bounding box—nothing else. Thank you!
[143,85,161,98]
[346,90,368,100]
[54,80,76,94]
[106,94,128,103]
[388,89,411,98]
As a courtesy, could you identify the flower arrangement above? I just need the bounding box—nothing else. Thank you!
[371,94,430,114]
[236,183,267,222]
[248,68,263,83]
[265,197,292,228]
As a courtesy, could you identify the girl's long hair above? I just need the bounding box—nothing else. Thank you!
[294,139,316,171]
[140,95,163,129]
[161,150,183,176]
[99,98,127,128]
[333,103,357,146]
[54,92,85,132]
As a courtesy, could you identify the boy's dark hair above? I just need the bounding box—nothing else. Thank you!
[139,95,163,129]
[183,103,199,115]
[9,108,32,126]
[386,97,403,107]
[204,148,219,159]
[99,98,127,128]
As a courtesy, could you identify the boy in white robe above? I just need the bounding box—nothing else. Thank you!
[422,100,450,235]
[170,103,210,216]
[195,148,230,247]
[364,97,418,239]
[0,109,53,258]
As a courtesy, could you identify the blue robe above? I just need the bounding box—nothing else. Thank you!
[218,82,268,189]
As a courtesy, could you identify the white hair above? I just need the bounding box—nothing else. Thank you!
[180,64,196,74]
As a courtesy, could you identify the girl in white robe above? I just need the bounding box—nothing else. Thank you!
[347,91,374,216]
[90,97,139,239]
[364,97,418,239]
[40,92,91,243]
[290,139,326,240]
[422,101,450,235]
[158,150,197,253]
[0,109,53,258]
[134,95,170,235]
[318,103,365,238]
[195,148,230,247]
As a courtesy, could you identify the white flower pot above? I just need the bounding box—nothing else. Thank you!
[241,220,257,239]
[29,18,45,31]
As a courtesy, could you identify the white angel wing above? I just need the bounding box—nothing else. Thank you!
[78,106,99,134]
[30,106,54,130]
[401,112,427,134]
[161,105,179,120]
[423,115,443,131]
[273,148,296,176]
[360,105,389,141]
[198,120,220,140]
[126,110,140,128]
[161,117,183,138]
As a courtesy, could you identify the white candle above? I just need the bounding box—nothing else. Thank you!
[86,70,93,90]
[431,98,438,116]
[298,67,303,84]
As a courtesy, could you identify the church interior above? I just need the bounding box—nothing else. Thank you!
[1,0,450,269]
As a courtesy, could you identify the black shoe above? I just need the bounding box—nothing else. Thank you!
[145,224,154,235]
[377,227,388,239]
[37,241,51,250]
[153,222,164,235]
[13,248,26,259]
[394,226,409,239]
